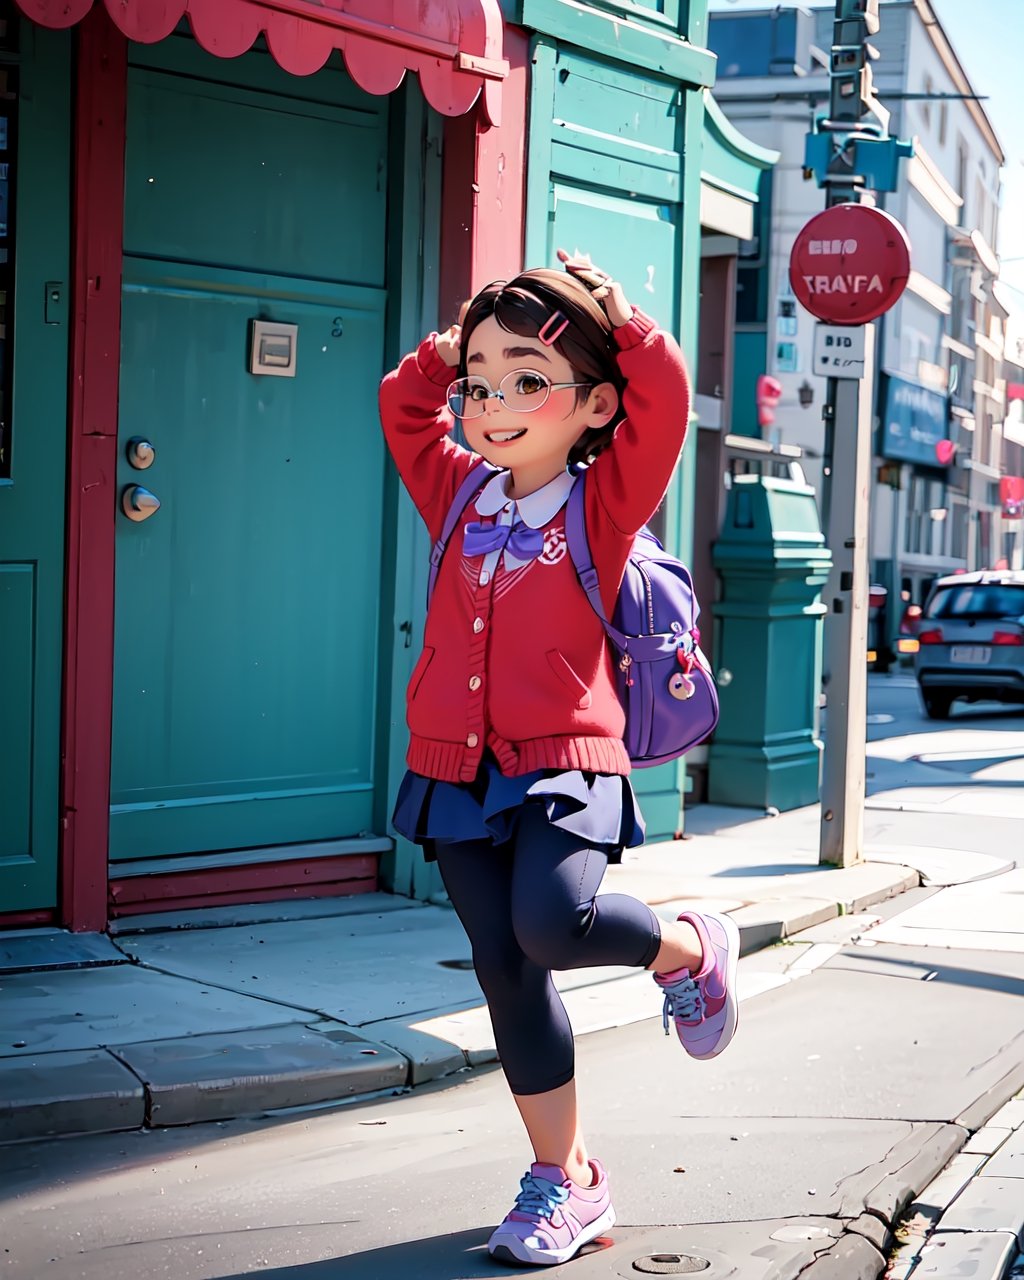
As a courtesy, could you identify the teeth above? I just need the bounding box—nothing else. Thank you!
[488,430,526,443]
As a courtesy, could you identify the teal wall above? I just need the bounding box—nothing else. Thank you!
[732,329,767,437]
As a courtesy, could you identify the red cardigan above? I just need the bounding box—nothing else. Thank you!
[379,309,690,784]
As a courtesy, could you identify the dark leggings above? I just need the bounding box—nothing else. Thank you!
[434,802,662,1096]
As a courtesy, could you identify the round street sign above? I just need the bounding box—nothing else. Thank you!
[789,204,911,325]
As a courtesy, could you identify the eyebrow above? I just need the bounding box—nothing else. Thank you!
[466,345,551,365]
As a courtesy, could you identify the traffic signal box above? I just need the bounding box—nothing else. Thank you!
[709,472,833,811]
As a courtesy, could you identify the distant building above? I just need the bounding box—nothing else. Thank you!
[708,0,1012,648]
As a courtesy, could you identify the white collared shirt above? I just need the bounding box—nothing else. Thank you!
[470,469,577,582]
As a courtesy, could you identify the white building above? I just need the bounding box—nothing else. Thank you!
[708,0,1010,637]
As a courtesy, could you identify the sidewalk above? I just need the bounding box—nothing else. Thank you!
[3,796,1015,1147]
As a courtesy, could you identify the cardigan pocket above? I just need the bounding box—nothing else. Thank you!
[407,646,436,702]
[546,649,593,710]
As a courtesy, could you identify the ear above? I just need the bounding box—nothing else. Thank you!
[583,381,619,430]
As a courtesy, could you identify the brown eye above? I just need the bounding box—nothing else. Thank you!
[514,373,546,397]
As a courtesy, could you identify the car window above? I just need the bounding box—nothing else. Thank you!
[923,584,1024,620]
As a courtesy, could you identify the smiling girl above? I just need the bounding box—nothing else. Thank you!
[378,253,740,1267]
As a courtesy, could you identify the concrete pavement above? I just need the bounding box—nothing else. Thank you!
[1,835,921,1144]
[2,867,1022,1280]
[0,815,1014,1146]
[3,675,1024,1147]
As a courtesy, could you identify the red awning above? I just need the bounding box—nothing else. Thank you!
[14,0,506,122]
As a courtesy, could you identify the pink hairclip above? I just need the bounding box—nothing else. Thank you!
[537,311,569,346]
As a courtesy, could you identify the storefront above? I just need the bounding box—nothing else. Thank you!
[1,0,514,929]
[3,0,765,928]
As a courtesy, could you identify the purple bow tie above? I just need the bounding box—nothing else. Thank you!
[463,520,545,562]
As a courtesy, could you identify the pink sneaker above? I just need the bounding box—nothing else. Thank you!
[487,1159,615,1266]
[654,910,740,1060]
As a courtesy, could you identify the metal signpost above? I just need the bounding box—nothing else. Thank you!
[794,0,913,867]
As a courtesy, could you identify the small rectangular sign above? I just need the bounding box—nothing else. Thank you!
[813,323,866,379]
[250,320,298,378]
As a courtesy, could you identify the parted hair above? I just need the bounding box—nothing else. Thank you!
[456,269,627,468]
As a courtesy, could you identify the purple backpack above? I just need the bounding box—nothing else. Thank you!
[428,463,719,767]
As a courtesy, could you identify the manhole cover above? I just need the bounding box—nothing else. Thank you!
[770,1225,835,1244]
[632,1254,710,1275]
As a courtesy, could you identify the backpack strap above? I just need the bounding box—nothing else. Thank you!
[427,461,501,607]
[565,473,688,661]
[565,473,629,651]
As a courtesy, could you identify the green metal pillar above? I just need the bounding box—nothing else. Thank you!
[708,472,832,810]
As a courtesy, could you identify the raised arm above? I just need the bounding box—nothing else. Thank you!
[590,312,690,535]
[378,325,478,543]
[557,250,691,537]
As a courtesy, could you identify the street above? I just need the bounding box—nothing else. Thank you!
[1,675,1022,1280]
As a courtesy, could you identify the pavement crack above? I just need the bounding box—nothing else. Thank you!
[966,1025,1024,1076]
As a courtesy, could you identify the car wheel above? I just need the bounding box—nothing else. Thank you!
[923,692,953,720]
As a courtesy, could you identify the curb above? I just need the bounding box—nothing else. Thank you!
[0,865,920,1145]
[807,1063,1024,1280]
[884,1070,1024,1280]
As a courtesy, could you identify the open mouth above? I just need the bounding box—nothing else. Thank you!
[484,428,528,444]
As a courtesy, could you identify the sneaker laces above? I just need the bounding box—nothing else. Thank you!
[513,1172,570,1220]
[660,974,703,1034]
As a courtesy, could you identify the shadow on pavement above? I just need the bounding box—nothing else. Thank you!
[212,1226,603,1278]
[714,863,821,877]
[831,952,1024,999]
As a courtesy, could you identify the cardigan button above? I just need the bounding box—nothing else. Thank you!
[469,675,482,691]
[472,616,485,634]
[479,571,490,586]
[466,733,479,748]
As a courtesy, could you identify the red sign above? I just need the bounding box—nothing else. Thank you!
[789,204,911,325]
[755,374,783,427]
[1001,476,1024,519]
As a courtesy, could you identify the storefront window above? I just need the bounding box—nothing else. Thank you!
[0,56,16,480]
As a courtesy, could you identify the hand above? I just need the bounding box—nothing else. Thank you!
[557,248,633,328]
[435,298,471,369]
[435,322,462,369]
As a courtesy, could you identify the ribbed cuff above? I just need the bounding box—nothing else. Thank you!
[613,308,657,351]
[417,334,457,387]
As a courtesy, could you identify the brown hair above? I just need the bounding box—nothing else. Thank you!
[457,269,626,467]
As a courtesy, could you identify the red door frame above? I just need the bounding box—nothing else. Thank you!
[60,9,126,932]
[438,26,527,325]
[53,11,526,933]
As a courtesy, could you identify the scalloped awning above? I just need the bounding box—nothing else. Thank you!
[14,0,507,123]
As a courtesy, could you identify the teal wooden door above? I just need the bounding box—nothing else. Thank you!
[111,39,389,862]
[0,27,70,912]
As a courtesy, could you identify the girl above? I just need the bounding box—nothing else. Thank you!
[379,252,740,1268]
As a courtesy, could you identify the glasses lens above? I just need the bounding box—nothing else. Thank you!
[447,377,491,419]
[499,370,552,413]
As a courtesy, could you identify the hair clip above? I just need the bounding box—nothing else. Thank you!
[538,311,569,346]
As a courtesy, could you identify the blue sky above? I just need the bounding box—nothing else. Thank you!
[707,0,1024,322]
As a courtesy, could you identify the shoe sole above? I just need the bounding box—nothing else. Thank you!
[681,910,740,1061]
[489,1205,616,1267]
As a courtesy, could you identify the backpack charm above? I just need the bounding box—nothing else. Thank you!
[669,646,696,700]
[619,653,635,688]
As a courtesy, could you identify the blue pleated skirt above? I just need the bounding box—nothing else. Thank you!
[392,755,646,863]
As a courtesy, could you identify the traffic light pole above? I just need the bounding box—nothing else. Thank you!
[817,0,879,867]
[819,327,875,865]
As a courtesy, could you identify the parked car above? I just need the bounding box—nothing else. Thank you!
[914,571,1024,719]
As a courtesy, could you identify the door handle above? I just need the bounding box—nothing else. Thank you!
[122,485,161,522]
[126,437,156,470]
